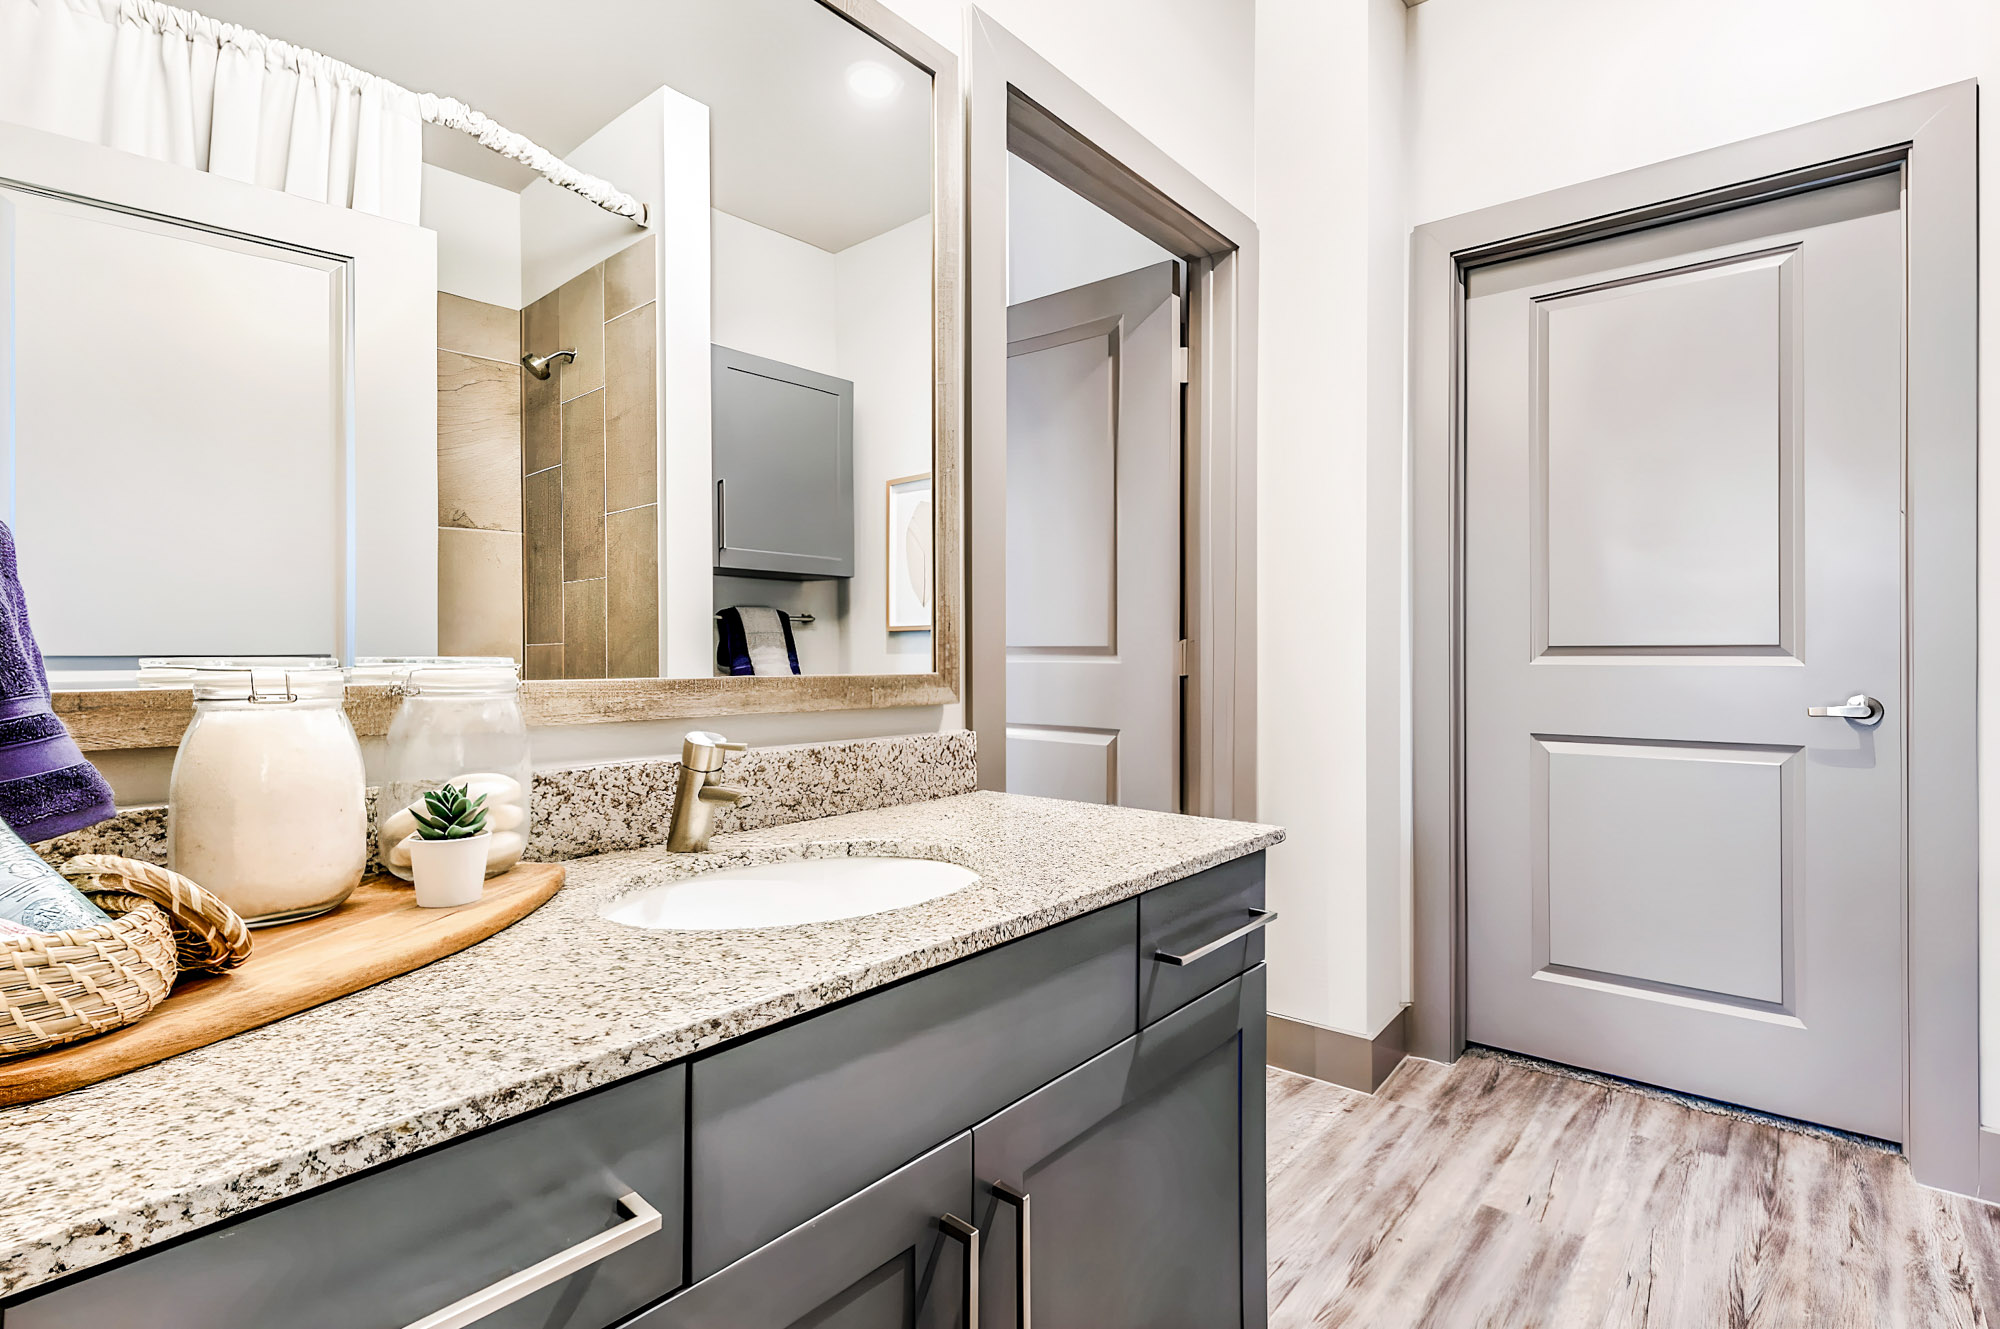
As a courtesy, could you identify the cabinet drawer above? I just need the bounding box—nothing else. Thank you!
[1139,851,1267,1026]
[689,899,1136,1278]
[633,1133,973,1328]
[9,1065,686,1329]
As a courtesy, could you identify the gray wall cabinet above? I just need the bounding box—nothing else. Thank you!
[712,345,855,580]
[5,853,1266,1329]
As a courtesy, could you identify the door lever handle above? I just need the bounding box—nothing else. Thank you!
[1807,694,1884,727]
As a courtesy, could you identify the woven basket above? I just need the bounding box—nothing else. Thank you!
[0,857,252,1060]
[61,855,252,974]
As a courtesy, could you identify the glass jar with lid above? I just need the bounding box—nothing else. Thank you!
[147,656,367,926]
[357,657,531,881]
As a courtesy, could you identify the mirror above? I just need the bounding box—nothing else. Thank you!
[0,0,949,708]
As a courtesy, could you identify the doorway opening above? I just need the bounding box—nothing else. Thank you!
[966,9,1258,820]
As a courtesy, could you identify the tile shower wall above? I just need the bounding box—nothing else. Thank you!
[522,237,660,680]
[436,293,525,660]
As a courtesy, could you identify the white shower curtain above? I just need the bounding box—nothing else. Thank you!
[0,0,423,222]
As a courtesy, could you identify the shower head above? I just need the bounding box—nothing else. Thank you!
[521,348,577,380]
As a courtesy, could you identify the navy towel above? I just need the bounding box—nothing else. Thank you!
[0,522,114,842]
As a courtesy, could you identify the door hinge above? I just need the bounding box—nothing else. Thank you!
[1173,344,1189,384]
[1176,638,1191,677]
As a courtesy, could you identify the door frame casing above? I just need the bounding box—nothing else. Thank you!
[964,8,1260,818]
[1409,83,1979,1192]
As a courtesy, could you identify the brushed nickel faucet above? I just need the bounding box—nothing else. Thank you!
[666,731,750,852]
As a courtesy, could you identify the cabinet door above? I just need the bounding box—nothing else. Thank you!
[630,1134,975,1329]
[712,345,854,579]
[972,967,1267,1329]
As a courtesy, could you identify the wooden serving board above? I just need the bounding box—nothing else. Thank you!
[0,863,564,1107]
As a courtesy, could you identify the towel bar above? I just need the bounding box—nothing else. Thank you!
[714,610,816,625]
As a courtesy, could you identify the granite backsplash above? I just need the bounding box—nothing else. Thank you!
[36,731,979,870]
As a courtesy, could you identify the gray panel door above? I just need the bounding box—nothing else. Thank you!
[1464,173,1906,1138]
[1005,261,1182,810]
[971,972,1259,1329]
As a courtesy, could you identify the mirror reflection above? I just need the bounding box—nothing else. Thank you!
[0,0,936,686]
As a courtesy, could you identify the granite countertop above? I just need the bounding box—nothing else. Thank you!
[0,790,1282,1299]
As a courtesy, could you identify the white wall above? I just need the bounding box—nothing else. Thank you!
[420,163,522,308]
[712,210,841,371]
[1006,154,1173,305]
[1254,0,1408,1042]
[885,0,1255,218]
[837,215,937,676]
[1403,0,2000,1121]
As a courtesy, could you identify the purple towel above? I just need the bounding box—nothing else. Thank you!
[0,522,113,842]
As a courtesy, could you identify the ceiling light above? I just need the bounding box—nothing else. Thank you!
[846,60,904,104]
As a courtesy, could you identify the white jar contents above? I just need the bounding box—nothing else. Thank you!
[381,772,528,877]
[158,660,367,926]
[360,657,532,883]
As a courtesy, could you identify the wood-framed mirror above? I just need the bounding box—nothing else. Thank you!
[0,0,960,751]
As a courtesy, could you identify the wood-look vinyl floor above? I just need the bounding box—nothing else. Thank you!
[1267,1053,2000,1328]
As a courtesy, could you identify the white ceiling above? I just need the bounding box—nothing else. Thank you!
[194,0,933,252]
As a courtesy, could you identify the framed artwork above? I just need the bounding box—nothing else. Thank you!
[886,472,933,632]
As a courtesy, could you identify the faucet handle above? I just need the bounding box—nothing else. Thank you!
[682,730,749,773]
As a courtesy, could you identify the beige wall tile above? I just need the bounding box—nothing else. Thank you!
[523,289,559,353]
[605,237,657,321]
[438,292,519,362]
[606,504,660,678]
[524,643,563,681]
[604,305,658,513]
[438,350,522,532]
[438,527,523,661]
[557,265,606,402]
[562,579,607,679]
[561,390,606,580]
[523,370,559,475]
[524,466,563,644]
[521,291,562,473]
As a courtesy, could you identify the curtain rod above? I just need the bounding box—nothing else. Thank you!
[420,95,648,226]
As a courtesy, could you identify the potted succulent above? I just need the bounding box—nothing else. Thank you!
[407,783,491,908]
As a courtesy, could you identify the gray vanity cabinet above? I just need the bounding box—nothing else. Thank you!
[628,1134,974,1329]
[712,345,855,579]
[972,969,1267,1329]
[2,854,1270,1329]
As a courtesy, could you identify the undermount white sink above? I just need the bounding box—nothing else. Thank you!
[601,856,980,931]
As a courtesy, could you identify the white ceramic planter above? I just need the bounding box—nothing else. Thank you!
[409,833,492,908]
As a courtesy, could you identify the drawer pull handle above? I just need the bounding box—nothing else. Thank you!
[402,1190,663,1329]
[1154,909,1278,967]
[992,1182,1031,1329]
[941,1212,981,1329]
